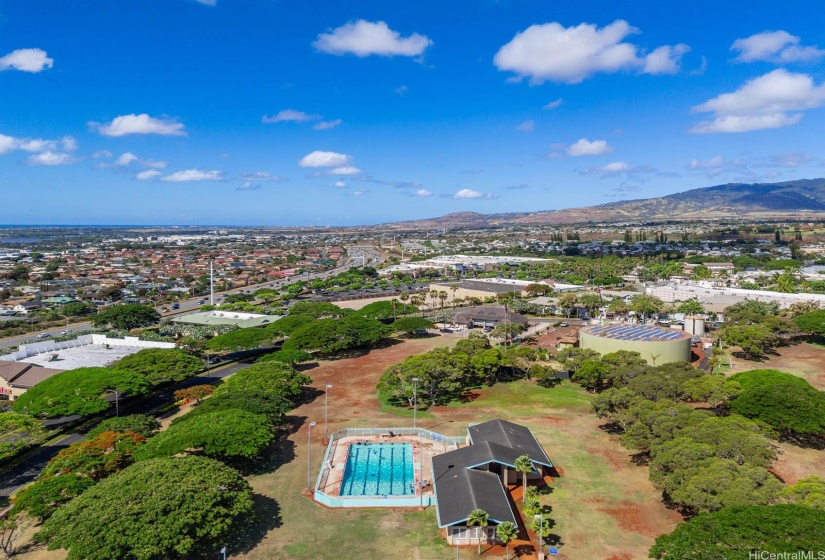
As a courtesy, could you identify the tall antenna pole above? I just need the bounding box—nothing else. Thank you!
[209,260,214,305]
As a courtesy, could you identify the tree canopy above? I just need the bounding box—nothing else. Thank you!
[729,369,825,439]
[214,361,310,404]
[283,314,392,355]
[0,412,46,461]
[86,414,161,439]
[288,301,349,319]
[13,367,150,418]
[356,300,417,319]
[205,327,278,352]
[37,456,254,560]
[263,314,316,335]
[44,430,145,481]
[114,348,203,386]
[793,309,825,337]
[391,317,433,334]
[649,505,825,559]
[90,304,160,330]
[12,473,95,521]
[134,409,274,462]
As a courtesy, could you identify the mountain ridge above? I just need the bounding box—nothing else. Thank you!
[374,179,825,230]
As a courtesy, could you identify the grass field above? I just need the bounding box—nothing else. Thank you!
[726,341,825,390]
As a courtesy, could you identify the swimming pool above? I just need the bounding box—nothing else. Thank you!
[339,442,415,496]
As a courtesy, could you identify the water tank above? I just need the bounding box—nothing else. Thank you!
[683,316,705,337]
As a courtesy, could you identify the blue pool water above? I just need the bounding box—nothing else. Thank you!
[339,443,414,496]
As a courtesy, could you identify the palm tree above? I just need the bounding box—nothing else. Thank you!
[391,298,399,319]
[429,290,438,311]
[496,521,518,560]
[467,509,489,555]
[438,290,448,310]
[450,284,458,306]
[514,455,533,504]
[399,292,410,306]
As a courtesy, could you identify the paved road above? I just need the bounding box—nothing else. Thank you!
[0,360,251,498]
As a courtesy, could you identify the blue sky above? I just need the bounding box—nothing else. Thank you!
[1,0,825,226]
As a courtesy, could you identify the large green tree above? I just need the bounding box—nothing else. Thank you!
[0,413,46,461]
[391,317,434,335]
[283,315,392,355]
[205,327,277,352]
[44,430,145,481]
[37,456,254,560]
[13,367,150,418]
[793,309,825,337]
[649,505,825,559]
[90,304,160,330]
[86,414,161,439]
[134,410,274,461]
[263,314,316,336]
[114,348,203,386]
[288,301,348,319]
[214,361,310,404]
[722,324,779,359]
[729,369,825,439]
[12,474,94,521]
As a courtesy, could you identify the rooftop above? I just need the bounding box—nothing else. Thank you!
[581,324,692,342]
[171,310,282,328]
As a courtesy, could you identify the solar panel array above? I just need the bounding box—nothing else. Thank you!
[585,324,688,342]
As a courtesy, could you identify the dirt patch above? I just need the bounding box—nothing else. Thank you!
[771,442,825,485]
[606,553,634,560]
[587,447,629,470]
[598,501,682,539]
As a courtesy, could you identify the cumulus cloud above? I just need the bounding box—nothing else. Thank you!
[688,155,725,171]
[262,109,320,123]
[566,138,614,157]
[136,169,162,180]
[0,134,78,155]
[328,166,361,175]
[115,152,139,166]
[453,188,494,200]
[690,69,825,133]
[240,171,285,182]
[643,44,691,74]
[195,0,217,5]
[543,98,564,110]
[582,161,653,177]
[493,20,689,84]
[732,30,825,64]
[93,150,113,159]
[412,188,432,197]
[350,188,368,196]
[298,150,352,168]
[394,85,409,95]
[313,119,343,130]
[314,20,432,58]
[161,169,224,182]
[515,120,535,132]
[0,48,53,73]
[768,152,814,168]
[236,181,262,191]
[92,114,186,137]
[24,151,75,166]
[333,180,347,188]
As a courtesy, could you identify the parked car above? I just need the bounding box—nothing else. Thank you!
[560,322,569,327]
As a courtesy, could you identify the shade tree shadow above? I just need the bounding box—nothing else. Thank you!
[225,493,282,555]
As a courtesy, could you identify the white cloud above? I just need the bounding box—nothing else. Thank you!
[566,138,614,157]
[262,109,320,123]
[543,98,563,110]
[690,69,825,133]
[24,151,75,166]
[0,133,78,156]
[732,30,825,64]
[236,181,262,191]
[768,152,813,168]
[688,155,725,171]
[350,188,367,196]
[313,119,343,130]
[453,188,493,200]
[333,180,347,188]
[582,161,653,177]
[93,150,113,159]
[195,0,217,5]
[142,159,168,169]
[515,120,535,133]
[298,150,352,168]
[314,20,432,58]
[394,85,409,95]
[136,169,162,180]
[493,20,689,84]
[115,152,139,166]
[643,44,691,74]
[0,48,53,73]
[93,114,186,137]
[412,188,432,197]
[328,166,361,175]
[161,169,224,182]
[240,171,285,182]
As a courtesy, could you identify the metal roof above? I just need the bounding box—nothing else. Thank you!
[582,324,691,342]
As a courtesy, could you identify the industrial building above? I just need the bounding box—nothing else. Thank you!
[171,310,282,328]
[579,324,692,365]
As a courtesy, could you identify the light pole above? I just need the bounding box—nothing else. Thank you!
[412,377,419,429]
[307,421,316,491]
[107,389,119,417]
[324,384,332,442]
[219,547,226,560]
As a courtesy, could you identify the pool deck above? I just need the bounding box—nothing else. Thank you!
[317,434,458,501]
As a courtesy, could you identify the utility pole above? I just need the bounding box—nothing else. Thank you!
[209,260,214,305]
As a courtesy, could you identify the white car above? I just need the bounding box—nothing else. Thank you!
[36,333,51,339]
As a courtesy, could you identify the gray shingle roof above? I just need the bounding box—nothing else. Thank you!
[468,419,553,468]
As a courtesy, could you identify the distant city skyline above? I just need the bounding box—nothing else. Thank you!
[1,0,825,225]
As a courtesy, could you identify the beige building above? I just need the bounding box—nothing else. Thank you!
[579,324,691,365]
[0,362,65,401]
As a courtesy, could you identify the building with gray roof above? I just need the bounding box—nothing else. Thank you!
[432,419,553,546]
